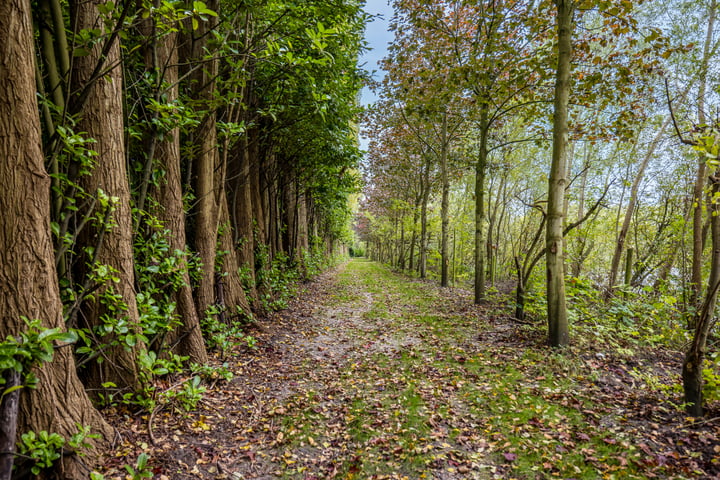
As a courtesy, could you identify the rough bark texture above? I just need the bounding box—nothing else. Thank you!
[249,129,267,249]
[297,186,309,258]
[474,109,489,303]
[546,0,573,347]
[218,195,252,317]
[149,28,208,364]
[72,0,141,390]
[184,0,221,319]
[0,2,113,476]
[230,134,259,304]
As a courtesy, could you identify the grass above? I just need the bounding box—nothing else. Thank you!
[268,259,674,479]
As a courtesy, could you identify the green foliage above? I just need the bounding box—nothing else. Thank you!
[124,452,152,480]
[0,318,77,393]
[177,376,206,411]
[703,352,720,404]
[256,247,299,311]
[133,220,191,346]
[18,425,98,476]
[190,362,234,382]
[200,305,257,359]
[90,452,152,480]
[135,350,187,411]
[18,431,64,475]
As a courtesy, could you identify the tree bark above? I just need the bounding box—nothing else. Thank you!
[474,106,489,303]
[72,0,142,390]
[182,0,222,319]
[419,155,431,279]
[570,147,590,278]
[683,176,720,416]
[229,134,260,304]
[689,0,717,313]
[440,113,450,287]
[683,0,718,415]
[217,195,252,317]
[146,24,207,364]
[546,0,573,347]
[0,1,113,476]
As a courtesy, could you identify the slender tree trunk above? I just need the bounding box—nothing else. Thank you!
[297,186,309,258]
[690,0,717,313]
[608,99,692,294]
[399,218,406,270]
[249,129,267,251]
[474,107,489,303]
[683,0,717,415]
[419,156,431,278]
[546,0,573,347]
[683,175,720,416]
[72,0,142,389]
[409,197,420,272]
[571,147,590,278]
[0,2,112,476]
[440,113,450,287]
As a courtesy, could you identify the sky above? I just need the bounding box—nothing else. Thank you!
[358,0,394,150]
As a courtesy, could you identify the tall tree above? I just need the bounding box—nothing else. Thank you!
[0,0,113,476]
[71,0,142,390]
[141,10,208,363]
[689,0,717,314]
[546,0,574,347]
[182,0,222,319]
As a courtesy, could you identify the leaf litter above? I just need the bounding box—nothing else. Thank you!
[99,260,720,479]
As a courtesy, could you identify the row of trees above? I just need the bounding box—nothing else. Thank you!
[1,0,365,476]
[359,0,720,416]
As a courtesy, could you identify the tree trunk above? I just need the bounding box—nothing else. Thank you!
[683,175,720,416]
[546,0,573,347]
[690,0,717,314]
[183,0,221,319]
[409,197,420,272]
[440,113,450,287]
[399,219,406,270]
[72,0,142,390]
[297,186,309,259]
[0,370,20,480]
[230,134,259,304]
[249,129,267,251]
[217,195,252,317]
[607,113,682,294]
[419,155,431,279]
[145,19,207,364]
[0,2,112,476]
[474,107,489,303]
[571,147,590,278]
[683,0,718,414]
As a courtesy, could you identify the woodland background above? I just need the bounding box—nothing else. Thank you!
[1,0,720,478]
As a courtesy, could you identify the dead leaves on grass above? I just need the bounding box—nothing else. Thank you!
[98,262,719,479]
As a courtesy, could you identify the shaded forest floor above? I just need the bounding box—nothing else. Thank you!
[100,260,719,479]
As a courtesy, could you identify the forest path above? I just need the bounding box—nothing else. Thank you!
[104,259,718,480]
[222,258,500,479]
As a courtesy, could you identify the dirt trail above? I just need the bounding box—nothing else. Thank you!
[101,259,720,480]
